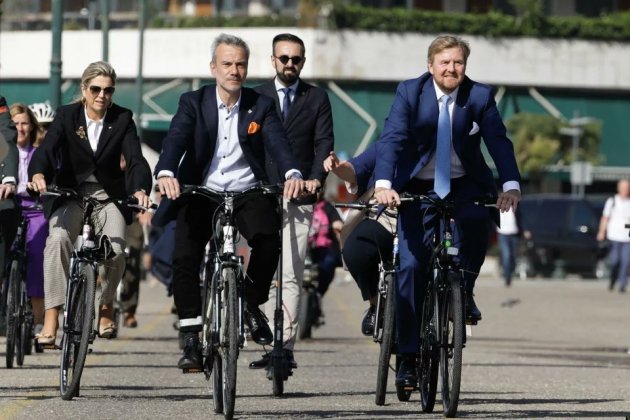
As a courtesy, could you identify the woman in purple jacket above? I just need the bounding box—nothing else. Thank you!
[10,103,48,334]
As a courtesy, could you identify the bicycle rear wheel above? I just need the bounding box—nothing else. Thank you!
[221,267,238,420]
[212,353,224,414]
[60,262,96,400]
[5,260,19,368]
[375,272,396,406]
[419,279,438,412]
[439,271,464,417]
[297,288,315,340]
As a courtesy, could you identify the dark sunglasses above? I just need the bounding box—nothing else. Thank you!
[88,85,116,95]
[274,55,303,65]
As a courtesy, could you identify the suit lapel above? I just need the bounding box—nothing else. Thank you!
[73,106,94,157]
[283,80,306,127]
[262,80,282,121]
[237,89,256,142]
[94,110,114,160]
[452,79,472,156]
[200,86,219,179]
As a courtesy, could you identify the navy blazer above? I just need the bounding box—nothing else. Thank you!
[153,85,299,225]
[374,72,520,195]
[349,142,378,197]
[28,102,152,222]
[255,79,334,187]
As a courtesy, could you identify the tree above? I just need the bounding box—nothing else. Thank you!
[506,112,602,184]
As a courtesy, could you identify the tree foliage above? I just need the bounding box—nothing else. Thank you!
[506,113,602,178]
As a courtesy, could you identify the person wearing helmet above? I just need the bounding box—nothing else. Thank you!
[28,102,56,144]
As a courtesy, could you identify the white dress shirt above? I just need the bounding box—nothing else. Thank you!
[84,107,105,182]
[274,78,299,114]
[203,91,256,191]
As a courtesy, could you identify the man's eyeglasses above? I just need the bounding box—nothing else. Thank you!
[88,85,116,96]
[274,55,303,65]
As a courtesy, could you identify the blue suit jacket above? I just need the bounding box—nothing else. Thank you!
[374,72,520,195]
[153,85,299,225]
[349,142,378,196]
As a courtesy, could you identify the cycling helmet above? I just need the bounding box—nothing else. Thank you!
[28,102,56,124]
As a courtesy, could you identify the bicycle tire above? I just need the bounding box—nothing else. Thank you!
[212,353,224,414]
[375,272,396,406]
[5,260,19,368]
[60,262,96,400]
[271,352,285,397]
[221,267,238,420]
[297,289,313,340]
[16,292,30,366]
[440,272,464,418]
[419,278,438,413]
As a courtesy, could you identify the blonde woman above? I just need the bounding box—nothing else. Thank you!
[28,61,152,345]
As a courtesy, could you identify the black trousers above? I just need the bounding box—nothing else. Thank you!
[342,218,394,301]
[172,194,281,332]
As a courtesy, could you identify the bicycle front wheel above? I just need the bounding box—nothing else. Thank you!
[221,267,238,420]
[60,262,96,400]
[375,272,396,406]
[439,271,464,417]
[5,260,19,368]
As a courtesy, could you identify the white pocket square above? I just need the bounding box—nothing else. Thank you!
[469,122,480,135]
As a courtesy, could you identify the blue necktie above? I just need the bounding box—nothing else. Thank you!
[434,95,451,198]
[282,87,292,120]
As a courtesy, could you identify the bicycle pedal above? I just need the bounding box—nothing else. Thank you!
[182,367,203,374]
[41,343,58,350]
[466,320,478,326]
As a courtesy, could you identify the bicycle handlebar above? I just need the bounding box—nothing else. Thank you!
[34,185,157,212]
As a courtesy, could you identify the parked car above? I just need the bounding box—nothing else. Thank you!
[516,194,607,279]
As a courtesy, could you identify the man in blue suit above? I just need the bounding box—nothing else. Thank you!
[372,35,521,386]
[154,34,304,371]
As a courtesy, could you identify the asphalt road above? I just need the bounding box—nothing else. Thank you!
[1,270,629,419]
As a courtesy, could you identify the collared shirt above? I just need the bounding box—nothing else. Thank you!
[415,82,466,180]
[84,107,105,182]
[17,143,32,195]
[203,90,256,191]
[274,78,299,115]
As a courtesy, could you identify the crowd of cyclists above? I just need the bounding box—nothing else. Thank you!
[0,32,521,415]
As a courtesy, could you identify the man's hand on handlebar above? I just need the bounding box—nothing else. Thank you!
[283,177,305,200]
[303,179,320,195]
[374,187,400,209]
[157,175,180,200]
[496,189,521,212]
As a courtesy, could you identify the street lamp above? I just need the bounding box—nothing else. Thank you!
[559,110,597,197]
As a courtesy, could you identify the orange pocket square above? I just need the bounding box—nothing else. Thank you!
[247,121,261,135]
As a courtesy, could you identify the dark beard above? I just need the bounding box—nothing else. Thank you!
[277,70,298,85]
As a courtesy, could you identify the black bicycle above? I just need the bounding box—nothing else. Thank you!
[297,249,321,340]
[180,184,285,419]
[410,193,495,417]
[39,186,153,400]
[333,200,406,406]
[4,201,43,368]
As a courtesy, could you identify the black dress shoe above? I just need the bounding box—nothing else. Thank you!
[361,305,376,336]
[249,352,270,369]
[284,349,298,369]
[395,354,417,387]
[177,332,202,370]
[466,293,482,322]
[244,305,273,345]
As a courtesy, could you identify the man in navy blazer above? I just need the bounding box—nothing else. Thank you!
[154,34,304,371]
[249,33,334,371]
[372,35,521,386]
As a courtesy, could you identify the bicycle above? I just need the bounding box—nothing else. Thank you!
[180,183,285,419]
[4,200,43,368]
[333,200,404,406]
[409,193,495,418]
[39,186,153,400]
[297,249,321,340]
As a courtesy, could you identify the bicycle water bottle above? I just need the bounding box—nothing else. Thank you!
[82,224,95,249]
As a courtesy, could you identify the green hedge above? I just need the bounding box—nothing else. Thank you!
[151,4,630,41]
[330,5,630,40]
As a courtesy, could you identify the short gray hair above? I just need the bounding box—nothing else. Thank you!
[210,33,250,64]
[81,61,117,87]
